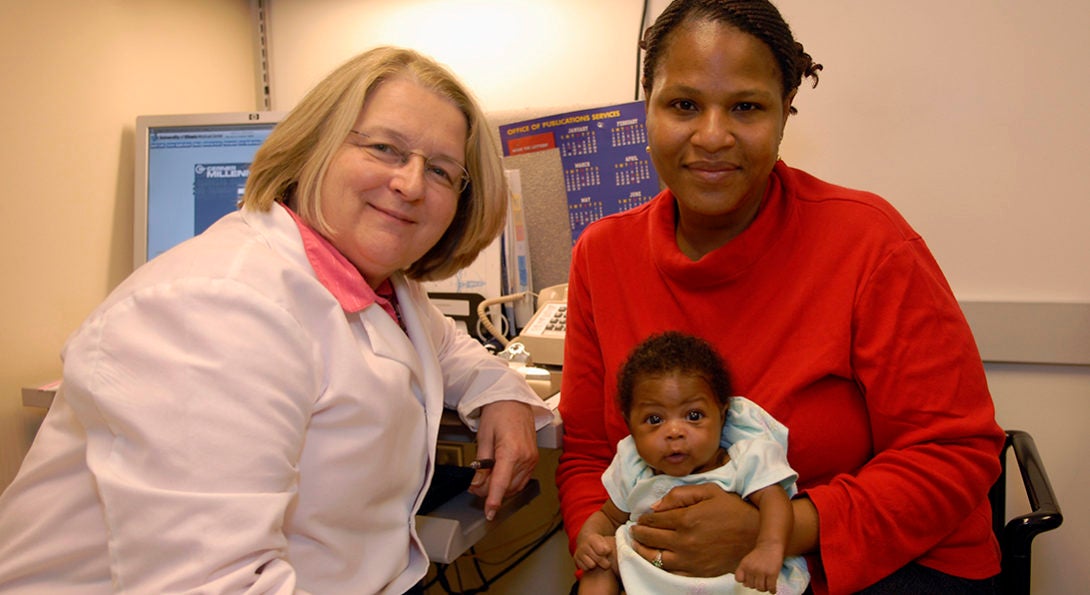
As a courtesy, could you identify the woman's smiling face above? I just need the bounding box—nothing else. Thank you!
[645,18,794,257]
[319,76,467,287]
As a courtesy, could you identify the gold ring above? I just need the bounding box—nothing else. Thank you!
[652,550,664,569]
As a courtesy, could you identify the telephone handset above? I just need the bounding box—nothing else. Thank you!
[513,284,568,367]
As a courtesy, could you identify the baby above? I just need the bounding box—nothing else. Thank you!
[573,331,809,594]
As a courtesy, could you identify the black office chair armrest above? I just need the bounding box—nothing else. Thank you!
[990,429,1064,595]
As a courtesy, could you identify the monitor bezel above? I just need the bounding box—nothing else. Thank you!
[133,110,286,269]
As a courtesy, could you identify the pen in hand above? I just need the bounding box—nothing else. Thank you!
[468,458,497,519]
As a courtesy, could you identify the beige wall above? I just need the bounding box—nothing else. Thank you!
[0,1,258,485]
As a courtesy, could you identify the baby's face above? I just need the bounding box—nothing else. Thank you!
[627,372,726,477]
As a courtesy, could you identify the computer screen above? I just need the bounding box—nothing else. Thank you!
[133,111,285,268]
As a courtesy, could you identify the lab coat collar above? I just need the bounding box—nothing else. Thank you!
[278,203,399,322]
[243,205,430,397]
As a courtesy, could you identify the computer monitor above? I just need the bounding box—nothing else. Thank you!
[133,111,285,268]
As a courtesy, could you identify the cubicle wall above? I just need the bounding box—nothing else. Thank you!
[487,107,581,293]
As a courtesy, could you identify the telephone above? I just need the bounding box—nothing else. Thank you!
[513,284,568,367]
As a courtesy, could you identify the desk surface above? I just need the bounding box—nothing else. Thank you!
[415,479,541,564]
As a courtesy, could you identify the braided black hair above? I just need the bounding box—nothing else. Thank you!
[641,0,822,114]
[616,331,734,423]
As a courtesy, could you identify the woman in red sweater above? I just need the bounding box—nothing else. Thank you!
[556,1,1005,593]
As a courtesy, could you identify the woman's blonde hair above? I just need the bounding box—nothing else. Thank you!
[242,46,507,281]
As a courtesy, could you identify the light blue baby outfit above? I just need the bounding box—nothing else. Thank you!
[603,397,810,595]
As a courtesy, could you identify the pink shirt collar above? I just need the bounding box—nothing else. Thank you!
[281,204,400,322]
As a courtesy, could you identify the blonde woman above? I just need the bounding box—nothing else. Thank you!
[0,47,550,594]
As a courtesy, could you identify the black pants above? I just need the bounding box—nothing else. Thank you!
[856,563,998,594]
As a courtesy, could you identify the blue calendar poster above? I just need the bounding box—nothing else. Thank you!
[499,101,661,245]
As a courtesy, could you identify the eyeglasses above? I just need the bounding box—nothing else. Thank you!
[347,130,470,195]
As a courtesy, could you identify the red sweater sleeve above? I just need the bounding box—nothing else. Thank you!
[805,237,1004,592]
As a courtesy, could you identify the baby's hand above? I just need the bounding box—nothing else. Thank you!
[574,534,616,572]
[734,544,783,594]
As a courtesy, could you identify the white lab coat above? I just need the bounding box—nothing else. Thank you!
[0,205,551,594]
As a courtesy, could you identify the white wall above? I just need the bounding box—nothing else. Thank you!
[268,0,1090,302]
[267,2,1089,593]
[266,0,649,114]
[776,1,1090,302]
